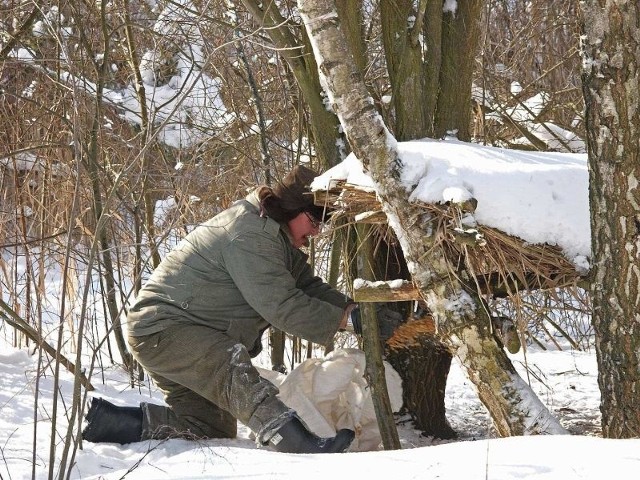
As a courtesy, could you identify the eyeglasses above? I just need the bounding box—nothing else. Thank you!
[304,211,322,229]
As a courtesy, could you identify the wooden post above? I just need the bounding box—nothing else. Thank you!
[356,224,401,450]
[326,217,346,355]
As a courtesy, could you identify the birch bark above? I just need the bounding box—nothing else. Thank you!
[297,0,566,435]
[581,0,640,438]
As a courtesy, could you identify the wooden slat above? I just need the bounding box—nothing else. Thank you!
[353,280,420,302]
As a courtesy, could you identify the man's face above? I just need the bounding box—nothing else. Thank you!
[287,211,321,248]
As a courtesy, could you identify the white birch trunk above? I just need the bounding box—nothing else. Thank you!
[297,0,566,436]
[581,0,640,437]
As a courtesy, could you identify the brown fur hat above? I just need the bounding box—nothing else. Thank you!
[258,165,331,223]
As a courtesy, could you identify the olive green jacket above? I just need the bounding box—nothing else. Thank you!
[127,191,349,356]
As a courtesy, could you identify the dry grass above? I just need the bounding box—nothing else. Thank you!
[316,182,585,297]
[316,182,590,348]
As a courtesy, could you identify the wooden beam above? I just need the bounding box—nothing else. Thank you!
[353,279,420,302]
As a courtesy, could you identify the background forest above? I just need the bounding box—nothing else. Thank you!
[1,0,638,478]
[0,0,584,351]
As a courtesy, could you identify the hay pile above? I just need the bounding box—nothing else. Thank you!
[315,181,587,298]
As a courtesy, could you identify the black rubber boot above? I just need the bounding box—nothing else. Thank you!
[82,397,143,444]
[268,416,354,454]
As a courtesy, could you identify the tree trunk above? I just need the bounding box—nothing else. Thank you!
[381,0,482,141]
[433,0,483,140]
[581,0,640,438]
[379,2,476,435]
[380,0,429,140]
[385,313,455,439]
[83,54,132,370]
[241,0,344,167]
[325,216,346,355]
[298,0,566,436]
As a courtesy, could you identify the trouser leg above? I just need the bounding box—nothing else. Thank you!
[140,376,237,440]
[128,325,293,442]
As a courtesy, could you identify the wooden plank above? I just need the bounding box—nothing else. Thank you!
[353,279,420,302]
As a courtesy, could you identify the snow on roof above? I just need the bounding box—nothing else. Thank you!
[311,138,590,269]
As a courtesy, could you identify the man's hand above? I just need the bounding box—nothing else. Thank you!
[343,304,403,340]
[348,306,362,335]
[376,305,403,341]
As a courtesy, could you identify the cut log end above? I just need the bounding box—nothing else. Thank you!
[386,316,437,350]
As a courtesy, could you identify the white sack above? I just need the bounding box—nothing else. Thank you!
[258,348,403,451]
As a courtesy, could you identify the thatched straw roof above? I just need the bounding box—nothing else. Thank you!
[315,181,588,298]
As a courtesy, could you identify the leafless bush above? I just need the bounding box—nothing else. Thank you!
[475,0,584,152]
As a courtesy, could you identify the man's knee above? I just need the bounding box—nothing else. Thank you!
[142,401,237,440]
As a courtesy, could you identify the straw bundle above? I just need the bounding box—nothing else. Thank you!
[315,181,587,298]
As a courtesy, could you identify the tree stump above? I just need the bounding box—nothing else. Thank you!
[385,313,456,439]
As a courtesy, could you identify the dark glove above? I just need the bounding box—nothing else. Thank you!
[347,304,403,339]
[348,306,362,335]
[376,305,403,341]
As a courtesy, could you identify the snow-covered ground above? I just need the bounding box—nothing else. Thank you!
[3,138,635,480]
[3,336,631,480]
